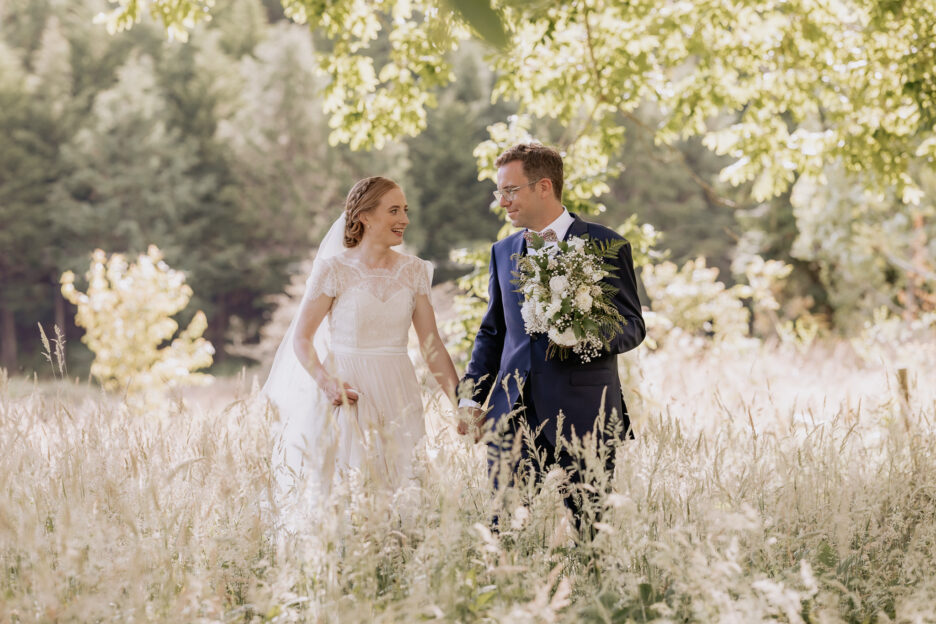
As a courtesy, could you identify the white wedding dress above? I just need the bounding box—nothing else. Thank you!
[264,231,433,517]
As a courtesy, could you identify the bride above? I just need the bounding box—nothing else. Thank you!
[263,177,459,512]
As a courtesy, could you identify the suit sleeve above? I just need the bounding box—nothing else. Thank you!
[460,246,506,403]
[606,239,646,354]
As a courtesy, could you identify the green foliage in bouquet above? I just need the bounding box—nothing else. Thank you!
[512,233,626,361]
[445,215,661,364]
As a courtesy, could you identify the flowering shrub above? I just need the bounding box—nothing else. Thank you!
[60,245,214,394]
[640,257,755,351]
[852,307,936,373]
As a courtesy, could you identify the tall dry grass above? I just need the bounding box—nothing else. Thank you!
[1,339,934,622]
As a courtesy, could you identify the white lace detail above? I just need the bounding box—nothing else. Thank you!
[309,253,431,352]
[305,255,340,301]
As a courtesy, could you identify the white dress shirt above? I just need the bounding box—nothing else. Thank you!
[459,208,574,411]
[530,208,574,247]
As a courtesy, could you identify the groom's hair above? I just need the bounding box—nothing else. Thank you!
[495,143,563,201]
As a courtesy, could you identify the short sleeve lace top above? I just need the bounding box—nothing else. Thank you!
[307,252,432,352]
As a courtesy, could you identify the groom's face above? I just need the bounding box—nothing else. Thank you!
[497,160,545,231]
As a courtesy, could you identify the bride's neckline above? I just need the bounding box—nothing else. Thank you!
[338,250,406,272]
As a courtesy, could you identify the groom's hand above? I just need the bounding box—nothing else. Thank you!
[457,407,485,442]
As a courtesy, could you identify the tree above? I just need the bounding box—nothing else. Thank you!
[597,111,740,280]
[0,42,57,371]
[114,1,936,329]
[113,0,936,201]
[10,0,934,378]
[404,43,512,271]
[50,53,212,282]
[214,18,415,351]
[787,163,936,331]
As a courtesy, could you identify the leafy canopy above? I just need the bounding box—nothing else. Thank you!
[99,0,936,205]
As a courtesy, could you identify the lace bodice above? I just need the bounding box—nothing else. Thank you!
[308,252,432,351]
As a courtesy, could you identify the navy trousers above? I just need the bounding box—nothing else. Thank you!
[487,378,620,530]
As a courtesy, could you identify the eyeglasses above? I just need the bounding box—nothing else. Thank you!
[493,179,541,202]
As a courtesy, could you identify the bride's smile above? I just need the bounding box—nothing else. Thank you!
[361,187,409,248]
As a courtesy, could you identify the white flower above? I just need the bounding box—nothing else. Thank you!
[548,326,577,347]
[574,289,593,312]
[546,300,562,318]
[570,237,586,251]
[549,274,570,295]
[535,299,547,320]
[521,299,536,326]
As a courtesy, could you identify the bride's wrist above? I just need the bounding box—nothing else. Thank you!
[309,366,330,388]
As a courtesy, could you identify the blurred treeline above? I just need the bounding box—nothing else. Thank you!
[0,0,748,376]
[10,0,925,378]
[0,0,515,374]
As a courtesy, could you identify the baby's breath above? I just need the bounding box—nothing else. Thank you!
[512,234,626,361]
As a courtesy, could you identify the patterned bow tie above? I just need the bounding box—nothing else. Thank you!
[523,228,558,244]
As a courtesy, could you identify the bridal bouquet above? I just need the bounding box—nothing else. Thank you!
[513,234,626,361]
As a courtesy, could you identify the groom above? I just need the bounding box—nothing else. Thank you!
[459,142,645,517]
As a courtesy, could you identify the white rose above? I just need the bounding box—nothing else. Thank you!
[574,290,593,312]
[548,326,578,347]
[549,274,570,295]
[570,237,586,251]
[521,299,535,326]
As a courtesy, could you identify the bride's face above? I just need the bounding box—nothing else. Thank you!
[362,187,409,246]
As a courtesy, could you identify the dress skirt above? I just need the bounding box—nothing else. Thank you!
[330,346,425,489]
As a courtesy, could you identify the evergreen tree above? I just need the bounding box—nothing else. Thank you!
[215,20,413,356]
[404,44,512,275]
[0,42,58,371]
[49,52,216,318]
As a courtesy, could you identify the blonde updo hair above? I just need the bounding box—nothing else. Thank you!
[343,176,400,248]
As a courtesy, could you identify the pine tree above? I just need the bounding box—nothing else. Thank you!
[0,39,61,371]
[404,43,511,273]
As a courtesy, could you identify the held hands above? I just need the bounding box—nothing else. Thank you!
[457,407,485,442]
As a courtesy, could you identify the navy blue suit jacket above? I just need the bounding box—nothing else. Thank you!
[462,213,645,445]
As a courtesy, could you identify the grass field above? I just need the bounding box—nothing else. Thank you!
[1,340,934,622]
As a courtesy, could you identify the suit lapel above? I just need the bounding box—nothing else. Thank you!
[564,212,588,241]
[509,231,526,309]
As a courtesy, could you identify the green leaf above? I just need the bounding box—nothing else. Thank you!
[443,0,508,49]
[817,540,838,568]
[638,582,654,604]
